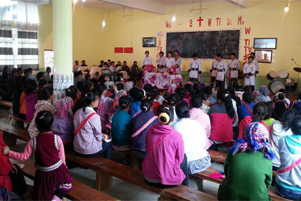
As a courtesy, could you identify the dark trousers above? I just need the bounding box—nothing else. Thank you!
[216,80,225,90]
[9,164,27,195]
[189,78,199,83]
[76,141,112,159]
[276,182,301,200]
[211,77,216,83]
[230,78,238,88]
[12,94,21,116]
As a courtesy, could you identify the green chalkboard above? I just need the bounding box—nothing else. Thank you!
[166,30,240,59]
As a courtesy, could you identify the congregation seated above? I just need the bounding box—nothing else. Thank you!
[253,85,271,104]
[218,122,274,200]
[142,105,189,187]
[173,101,211,175]
[238,92,254,121]
[272,92,288,121]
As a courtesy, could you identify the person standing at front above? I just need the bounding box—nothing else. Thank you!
[215,54,227,90]
[156,51,166,73]
[210,55,218,84]
[142,51,153,68]
[174,50,182,75]
[188,54,202,82]
[243,56,256,92]
[228,53,240,87]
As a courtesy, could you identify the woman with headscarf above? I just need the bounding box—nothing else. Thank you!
[218,122,274,200]
[52,97,74,147]
[253,85,271,104]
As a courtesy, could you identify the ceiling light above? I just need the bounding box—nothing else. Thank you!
[73,0,78,4]
[172,15,176,22]
[102,20,106,27]
[82,0,86,2]
[284,5,289,12]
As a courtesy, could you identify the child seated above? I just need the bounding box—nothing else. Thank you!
[3,111,73,201]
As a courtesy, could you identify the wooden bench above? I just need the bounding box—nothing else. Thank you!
[190,167,289,201]
[0,122,216,201]
[21,159,119,201]
[8,114,30,124]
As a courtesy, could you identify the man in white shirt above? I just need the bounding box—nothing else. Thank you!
[142,51,153,68]
[73,60,80,73]
[215,54,228,90]
[156,51,166,73]
[250,52,259,75]
[174,50,182,75]
[188,53,202,82]
[244,56,256,92]
[228,53,240,87]
[165,52,175,73]
[210,55,218,84]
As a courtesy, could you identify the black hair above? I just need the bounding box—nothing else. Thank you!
[282,108,299,131]
[168,93,180,106]
[216,54,222,58]
[248,56,254,60]
[201,93,210,102]
[152,87,159,99]
[144,84,153,93]
[24,68,31,75]
[243,86,251,93]
[204,86,212,95]
[119,96,130,109]
[174,50,179,53]
[276,92,285,101]
[291,116,301,135]
[133,89,144,102]
[38,79,47,89]
[184,83,193,93]
[250,52,255,56]
[17,67,23,73]
[252,102,268,122]
[175,87,187,101]
[243,92,253,104]
[92,85,104,97]
[141,99,153,112]
[192,53,198,58]
[46,67,51,71]
[66,86,78,100]
[76,81,84,93]
[85,74,91,80]
[35,111,54,132]
[192,83,200,91]
[191,94,203,108]
[24,79,37,95]
[129,87,138,97]
[82,60,86,63]
[278,89,286,94]
[176,101,190,119]
[159,51,164,55]
[145,51,149,54]
[167,51,173,56]
[158,105,174,125]
[231,53,236,57]
[82,92,97,112]
[217,90,235,118]
[264,101,273,120]
[11,68,18,75]
[82,81,93,94]
[116,83,124,91]
[38,87,53,101]
[36,72,44,81]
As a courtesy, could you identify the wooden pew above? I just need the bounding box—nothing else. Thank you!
[0,100,13,108]
[0,122,216,201]
[21,159,119,201]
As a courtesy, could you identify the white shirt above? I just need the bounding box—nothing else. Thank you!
[124,81,134,92]
[252,59,259,73]
[243,62,256,86]
[165,57,175,67]
[189,59,202,79]
[109,65,116,73]
[175,56,182,74]
[142,56,153,66]
[173,118,208,161]
[228,59,240,79]
[73,65,80,72]
[216,60,227,81]
[156,56,166,66]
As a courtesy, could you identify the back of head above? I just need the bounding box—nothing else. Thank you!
[168,93,180,106]
[176,101,190,119]
[243,92,253,104]
[252,102,268,122]
[243,86,251,93]
[119,96,130,109]
[282,108,299,131]
[24,79,37,95]
[204,86,212,95]
[191,94,203,108]
[35,111,54,132]
[141,99,153,112]
[76,81,84,93]
[275,92,285,101]
[54,97,73,119]
[184,83,193,93]
[217,90,235,118]
[36,72,44,81]
[82,92,96,112]
[116,83,124,91]
[291,116,301,135]
[158,105,174,125]
[65,86,78,100]
[129,87,138,97]
[175,87,187,101]
[133,89,144,102]
[82,81,93,94]
[192,83,200,91]
[38,79,47,89]
[144,84,153,93]
[38,86,53,101]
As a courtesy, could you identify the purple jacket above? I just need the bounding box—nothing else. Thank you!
[142,124,185,185]
[52,114,74,145]
[25,93,38,122]
[131,111,159,153]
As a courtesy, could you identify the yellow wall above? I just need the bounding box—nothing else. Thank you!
[39,1,301,78]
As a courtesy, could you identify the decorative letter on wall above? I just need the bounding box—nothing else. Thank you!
[197,16,204,27]
[166,21,172,28]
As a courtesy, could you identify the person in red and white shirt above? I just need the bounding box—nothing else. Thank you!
[228,53,240,87]
[142,51,153,68]
[165,52,175,73]
[188,53,202,82]
[215,54,228,90]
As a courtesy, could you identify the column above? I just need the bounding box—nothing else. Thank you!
[52,0,73,101]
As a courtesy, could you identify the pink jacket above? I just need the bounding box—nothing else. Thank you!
[210,113,235,142]
[142,124,185,185]
[189,108,213,149]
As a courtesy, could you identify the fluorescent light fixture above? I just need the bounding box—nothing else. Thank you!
[73,0,78,4]
[102,20,106,27]
[172,15,176,22]
[284,5,289,12]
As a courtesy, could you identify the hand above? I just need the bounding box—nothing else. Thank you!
[10,164,18,174]
[2,145,10,155]
[112,85,117,91]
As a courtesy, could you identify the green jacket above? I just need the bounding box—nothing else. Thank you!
[218,152,272,201]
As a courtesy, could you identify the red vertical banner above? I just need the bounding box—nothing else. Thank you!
[124,47,133,53]
[114,47,123,53]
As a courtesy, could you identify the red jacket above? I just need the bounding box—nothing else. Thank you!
[0,134,13,191]
[238,116,270,139]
